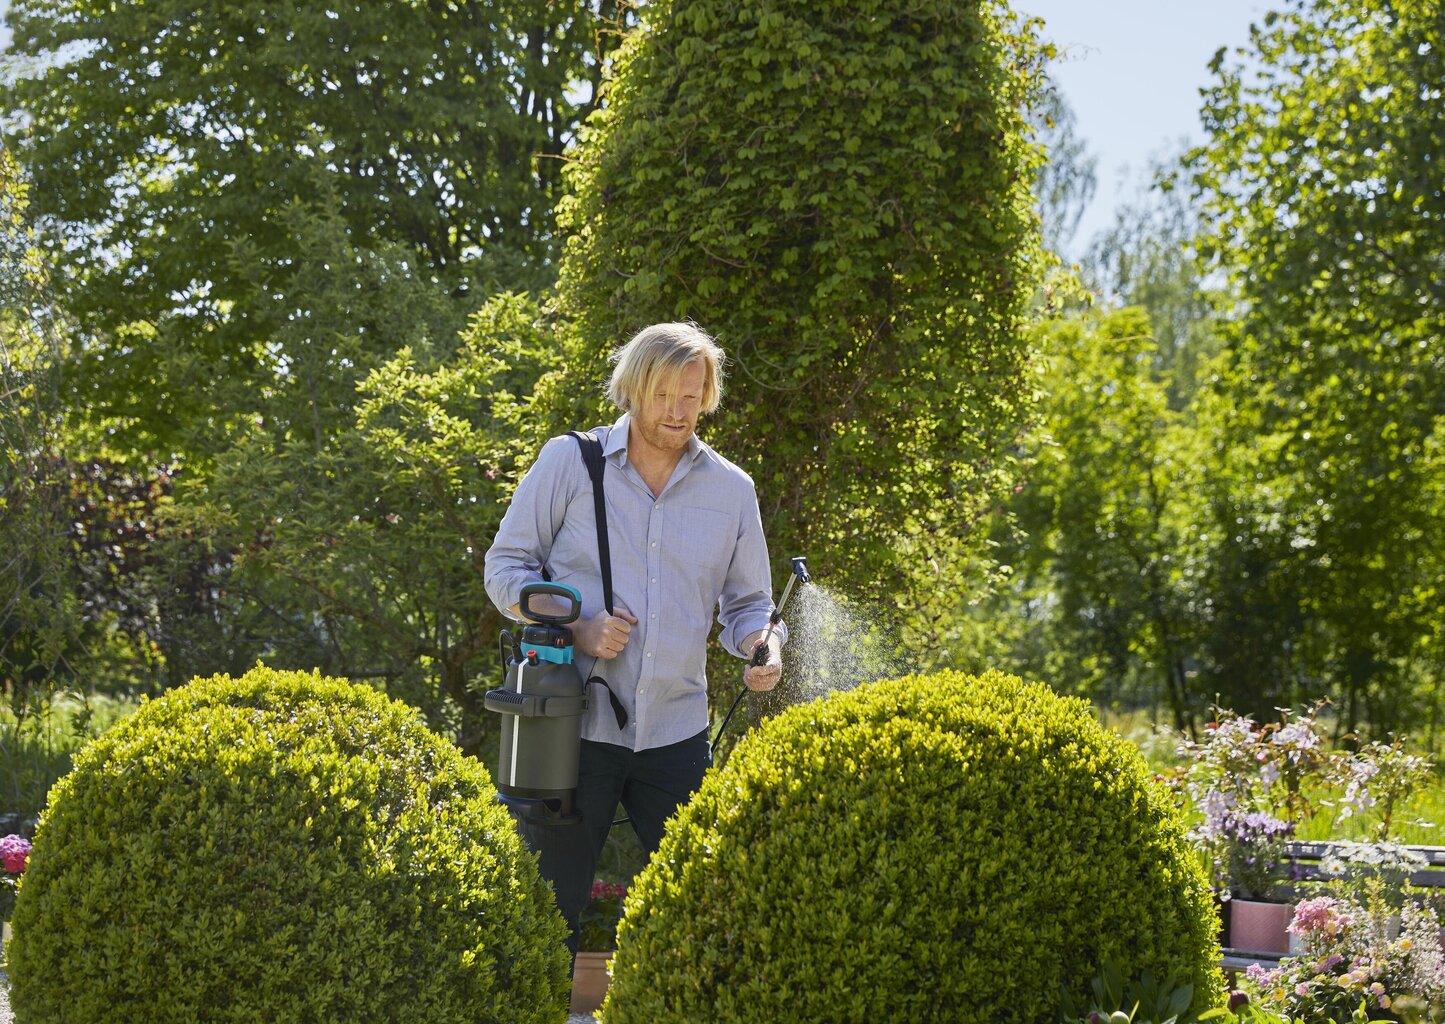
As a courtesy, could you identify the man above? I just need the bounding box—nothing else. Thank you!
[484,321,784,954]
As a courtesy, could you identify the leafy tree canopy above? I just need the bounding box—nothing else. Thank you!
[1190,0,1444,731]
[0,0,614,456]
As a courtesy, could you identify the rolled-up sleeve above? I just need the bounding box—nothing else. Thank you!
[716,486,787,658]
[484,437,575,618]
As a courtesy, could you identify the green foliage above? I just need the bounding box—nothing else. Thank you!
[0,0,613,457]
[549,0,1050,622]
[170,290,560,752]
[1188,0,1445,734]
[578,881,629,953]
[600,670,1223,1023]
[1057,961,1203,1024]
[6,665,569,1023]
[967,0,1443,736]
[1083,156,1220,407]
[1032,79,1099,259]
[975,308,1206,725]
[0,146,80,694]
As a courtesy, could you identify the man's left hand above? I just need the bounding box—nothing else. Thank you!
[743,634,782,692]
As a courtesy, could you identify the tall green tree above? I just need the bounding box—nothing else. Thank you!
[1190,0,1444,734]
[0,0,617,458]
[547,0,1050,628]
[985,308,1207,727]
[0,147,79,693]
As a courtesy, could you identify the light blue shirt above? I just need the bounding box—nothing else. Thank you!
[484,413,781,751]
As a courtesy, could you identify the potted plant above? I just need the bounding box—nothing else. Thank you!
[1210,808,1299,952]
[1180,710,1321,952]
[572,880,627,1014]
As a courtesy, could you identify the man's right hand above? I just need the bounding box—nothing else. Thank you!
[572,608,639,660]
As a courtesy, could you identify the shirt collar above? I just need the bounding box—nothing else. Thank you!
[605,412,705,463]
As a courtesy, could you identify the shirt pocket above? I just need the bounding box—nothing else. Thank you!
[673,505,738,579]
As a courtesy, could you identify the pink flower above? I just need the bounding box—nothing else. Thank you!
[1294,983,1311,997]
[0,834,31,874]
[589,881,626,902]
[1290,896,1351,942]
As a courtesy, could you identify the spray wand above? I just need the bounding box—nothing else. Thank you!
[712,556,811,748]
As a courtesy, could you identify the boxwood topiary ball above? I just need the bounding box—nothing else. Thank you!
[601,670,1222,1023]
[7,666,569,1024]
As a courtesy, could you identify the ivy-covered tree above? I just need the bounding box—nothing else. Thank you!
[1190,0,1444,733]
[0,0,617,458]
[547,0,1050,622]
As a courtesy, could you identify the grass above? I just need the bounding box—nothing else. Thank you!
[1,689,141,827]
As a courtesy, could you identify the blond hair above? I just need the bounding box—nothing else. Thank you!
[606,322,726,414]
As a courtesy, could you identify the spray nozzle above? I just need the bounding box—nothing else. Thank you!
[751,554,810,666]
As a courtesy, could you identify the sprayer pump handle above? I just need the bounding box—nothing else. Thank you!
[519,582,583,625]
[749,636,772,667]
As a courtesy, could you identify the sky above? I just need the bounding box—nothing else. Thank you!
[1019,0,1273,256]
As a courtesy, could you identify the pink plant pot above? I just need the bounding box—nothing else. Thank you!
[1228,898,1292,953]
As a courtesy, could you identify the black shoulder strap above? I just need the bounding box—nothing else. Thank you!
[568,430,613,615]
[567,430,628,730]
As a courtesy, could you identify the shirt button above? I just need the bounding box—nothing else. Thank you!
[650,577,657,584]
[651,541,657,548]
[646,651,653,658]
[650,613,656,619]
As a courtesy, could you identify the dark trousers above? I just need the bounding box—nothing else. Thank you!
[518,728,711,957]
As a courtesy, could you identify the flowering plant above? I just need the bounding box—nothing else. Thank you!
[1244,895,1445,1022]
[1211,809,1298,900]
[578,880,628,952]
[1323,842,1430,914]
[0,833,30,920]
[1180,709,1327,899]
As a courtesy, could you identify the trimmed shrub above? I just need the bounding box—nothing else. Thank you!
[7,666,569,1023]
[601,670,1223,1023]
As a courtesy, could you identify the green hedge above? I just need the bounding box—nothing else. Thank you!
[601,671,1222,1023]
[7,666,568,1023]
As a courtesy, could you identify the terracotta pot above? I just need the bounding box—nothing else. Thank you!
[1228,898,1293,953]
[571,950,612,1015]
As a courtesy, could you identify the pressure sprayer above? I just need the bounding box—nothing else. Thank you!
[483,581,588,823]
[712,555,811,747]
[484,558,811,824]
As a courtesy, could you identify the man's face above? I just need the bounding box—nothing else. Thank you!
[632,358,707,458]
